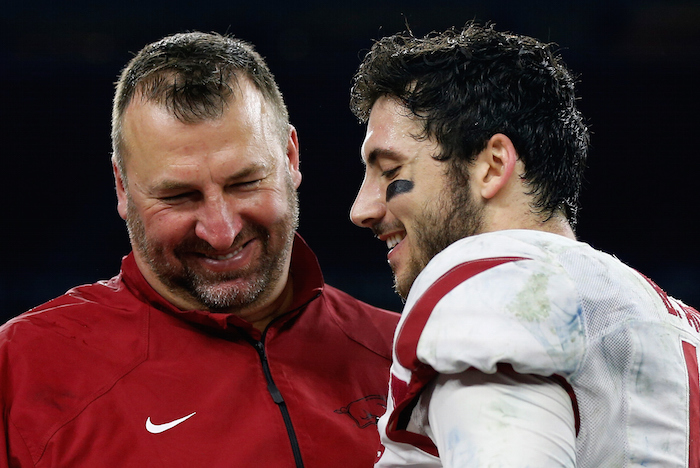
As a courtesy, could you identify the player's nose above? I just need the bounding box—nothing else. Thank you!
[350,175,385,229]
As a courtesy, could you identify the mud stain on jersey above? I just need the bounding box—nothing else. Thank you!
[508,272,551,322]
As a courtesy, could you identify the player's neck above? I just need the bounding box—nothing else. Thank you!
[530,212,577,240]
[483,207,576,240]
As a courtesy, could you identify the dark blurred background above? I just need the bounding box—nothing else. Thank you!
[2,0,699,322]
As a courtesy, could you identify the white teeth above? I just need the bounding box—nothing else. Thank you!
[386,234,404,250]
[209,245,244,260]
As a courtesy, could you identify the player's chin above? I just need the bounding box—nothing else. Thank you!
[391,270,413,301]
[396,255,428,300]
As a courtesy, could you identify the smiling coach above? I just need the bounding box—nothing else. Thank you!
[0,31,398,468]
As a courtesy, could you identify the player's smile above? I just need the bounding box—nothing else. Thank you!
[385,232,405,251]
[377,229,407,264]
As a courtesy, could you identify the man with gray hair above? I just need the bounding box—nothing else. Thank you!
[0,31,398,467]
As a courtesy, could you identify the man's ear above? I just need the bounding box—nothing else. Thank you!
[472,133,518,200]
[112,156,128,221]
[286,125,302,189]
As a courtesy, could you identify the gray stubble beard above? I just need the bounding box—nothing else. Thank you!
[125,177,300,312]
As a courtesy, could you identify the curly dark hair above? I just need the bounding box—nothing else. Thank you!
[112,31,288,178]
[350,23,589,224]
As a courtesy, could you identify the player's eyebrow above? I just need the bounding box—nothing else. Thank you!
[364,148,403,167]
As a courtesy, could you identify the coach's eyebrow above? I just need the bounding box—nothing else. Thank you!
[150,163,269,193]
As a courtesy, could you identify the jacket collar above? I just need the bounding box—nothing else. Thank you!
[119,233,324,333]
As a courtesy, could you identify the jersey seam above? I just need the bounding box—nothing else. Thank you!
[325,295,393,362]
[7,415,36,467]
[33,305,151,464]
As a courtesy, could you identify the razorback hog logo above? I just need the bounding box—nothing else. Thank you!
[335,395,387,428]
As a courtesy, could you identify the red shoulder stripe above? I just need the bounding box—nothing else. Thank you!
[395,257,528,370]
[386,257,528,457]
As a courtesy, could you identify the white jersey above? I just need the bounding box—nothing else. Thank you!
[376,229,700,467]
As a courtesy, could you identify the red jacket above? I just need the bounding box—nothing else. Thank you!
[0,235,399,467]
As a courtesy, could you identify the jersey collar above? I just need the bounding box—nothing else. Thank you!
[119,233,324,334]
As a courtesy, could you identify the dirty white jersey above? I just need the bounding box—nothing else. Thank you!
[376,229,700,468]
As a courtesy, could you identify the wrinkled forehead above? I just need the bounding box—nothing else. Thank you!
[124,76,285,148]
[119,80,286,175]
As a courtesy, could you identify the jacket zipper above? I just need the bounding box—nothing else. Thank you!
[252,338,305,468]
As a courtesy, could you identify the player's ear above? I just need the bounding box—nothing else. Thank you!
[286,125,302,189]
[471,133,518,200]
[112,156,128,221]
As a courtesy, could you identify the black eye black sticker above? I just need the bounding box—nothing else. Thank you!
[386,179,414,202]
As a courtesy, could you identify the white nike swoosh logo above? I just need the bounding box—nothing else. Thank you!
[145,412,197,434]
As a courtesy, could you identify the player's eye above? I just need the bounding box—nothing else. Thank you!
[381,167,400,179]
